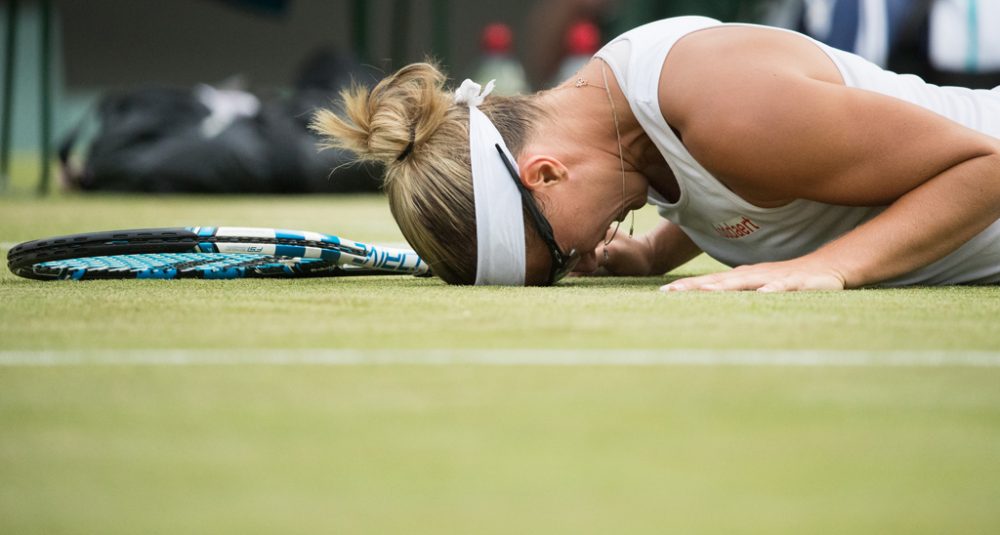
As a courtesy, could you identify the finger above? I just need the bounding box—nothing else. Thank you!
[756,279,788,292]
[665,269,783,292]
[758,274,844,292]
[604,225,623,241]
[660,272,725,291]
[661,276,702,291]
[755,274,828,292]
[699,273,770,291]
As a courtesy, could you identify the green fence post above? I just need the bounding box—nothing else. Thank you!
[390,0,412,70]
[431,0,450,69]
[351,0,369,66]
[38,0,52,195]
[1,0,19,192]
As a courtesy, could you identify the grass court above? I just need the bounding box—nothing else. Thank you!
[1,164,999,533]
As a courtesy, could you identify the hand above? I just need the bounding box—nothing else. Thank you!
[661,258,847,292]
[572,228,655,277]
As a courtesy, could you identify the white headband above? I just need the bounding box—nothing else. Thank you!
[455,79,526,286]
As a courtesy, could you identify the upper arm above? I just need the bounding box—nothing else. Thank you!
[657,27,999,206]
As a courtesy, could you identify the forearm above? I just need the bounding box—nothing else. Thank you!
[647,220,702,275]
[597,220,700,276]
[810,152,1000,287]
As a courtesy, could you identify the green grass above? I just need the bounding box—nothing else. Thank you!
[3,195,999,351]
[0,152,57,197]
[2,192,1000,533]
[3,366,998,534]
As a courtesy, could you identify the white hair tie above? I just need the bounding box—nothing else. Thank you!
[454,79,495,107]
[454,78,526,286]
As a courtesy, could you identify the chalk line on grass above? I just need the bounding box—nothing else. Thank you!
[1,349,999,367]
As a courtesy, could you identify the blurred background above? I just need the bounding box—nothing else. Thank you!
[2,0,998,195]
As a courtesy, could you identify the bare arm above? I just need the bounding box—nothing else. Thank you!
[591,220,702,276]
[657,27,1000,291]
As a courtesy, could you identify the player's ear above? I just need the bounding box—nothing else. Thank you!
[519,155,568,191]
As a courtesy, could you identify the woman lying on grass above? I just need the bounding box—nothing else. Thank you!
[312,16,1000,291]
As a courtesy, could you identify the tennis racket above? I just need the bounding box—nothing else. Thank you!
[6,226,430,280]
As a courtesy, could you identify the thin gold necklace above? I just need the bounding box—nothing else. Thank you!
[575,61,634,262]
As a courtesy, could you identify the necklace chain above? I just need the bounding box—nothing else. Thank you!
[599,62,627,252]
[577,61,635,260]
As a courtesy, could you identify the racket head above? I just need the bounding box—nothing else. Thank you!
[18,252,364,280]
[6,227,430,280]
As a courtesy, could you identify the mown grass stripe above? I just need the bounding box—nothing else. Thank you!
[1,349,999,366]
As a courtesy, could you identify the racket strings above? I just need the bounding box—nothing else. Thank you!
[32,253,332,279]
[8,227,429,280]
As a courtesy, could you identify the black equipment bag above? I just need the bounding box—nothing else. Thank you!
[60,47,383,194]
[59,86,381,194]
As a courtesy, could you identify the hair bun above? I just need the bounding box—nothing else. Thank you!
[311,62,453,167]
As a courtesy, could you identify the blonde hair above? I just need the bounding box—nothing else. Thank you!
[311,62,543,284]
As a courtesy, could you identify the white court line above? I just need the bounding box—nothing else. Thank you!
[1,349,1000,367]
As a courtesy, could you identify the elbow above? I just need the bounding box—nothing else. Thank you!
[987,151,1000,201]
[978,139,1000,166]
[980,144,1000,185]
[970,150,1000,216]
[953,141,1000,194]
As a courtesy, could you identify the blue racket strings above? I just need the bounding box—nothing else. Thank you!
[33,253,329,280]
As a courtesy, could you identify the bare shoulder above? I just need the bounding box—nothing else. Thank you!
[657,25,841,128]
[653,24,998,207]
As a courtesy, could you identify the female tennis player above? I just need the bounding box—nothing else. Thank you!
[312,16,1000,291]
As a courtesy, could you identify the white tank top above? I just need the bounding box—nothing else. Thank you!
[594,16,1000,286]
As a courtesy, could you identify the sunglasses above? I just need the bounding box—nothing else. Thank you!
[495,144,579,285]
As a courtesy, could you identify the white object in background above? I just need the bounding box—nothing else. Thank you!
[803,0,890,67]
[195,84,261,139]
[929,0,1000,73]
[472,23,529,95]
[803,0,836,40]
[855,0,889,67]
[550,21,602,88]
